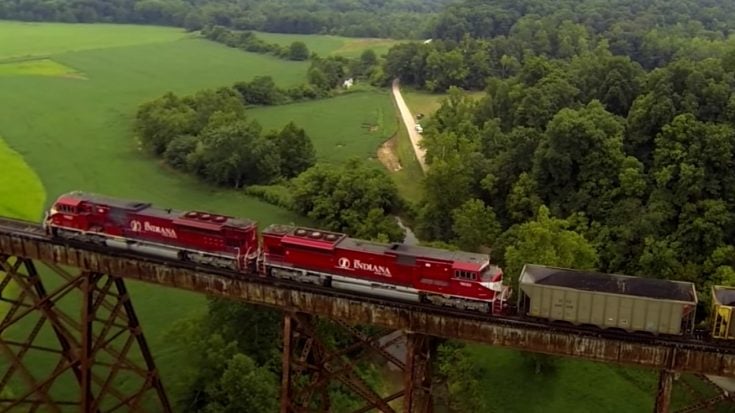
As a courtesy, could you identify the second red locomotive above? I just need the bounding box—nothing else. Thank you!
[44,191,511,314]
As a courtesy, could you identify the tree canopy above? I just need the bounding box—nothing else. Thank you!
[0,0,452,38]
[291,159,405,242]
[135,87,316,188]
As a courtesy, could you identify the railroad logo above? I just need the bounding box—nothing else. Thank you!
[336,257,392,277]
[130,220,177,239]
[130,220,142,232]
[337,257,351,269]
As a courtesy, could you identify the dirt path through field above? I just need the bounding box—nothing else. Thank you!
[391,78,427,172]
[377,135,402,172]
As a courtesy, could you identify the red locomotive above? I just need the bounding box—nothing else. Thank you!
[262,225,507,313]
[44,192,259,270]
[44,191,510,314]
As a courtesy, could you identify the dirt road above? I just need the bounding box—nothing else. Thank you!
[391,78,427,173]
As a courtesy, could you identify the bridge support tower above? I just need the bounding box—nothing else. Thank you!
[0,255,171,412]
[280,312,437,413]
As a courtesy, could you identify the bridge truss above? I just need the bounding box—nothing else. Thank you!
[1,218,735,412]
[0,255,170,412]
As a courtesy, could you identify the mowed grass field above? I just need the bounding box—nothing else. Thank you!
[403,87,485,120]
[249,89,398,164]
[254,31,403,58]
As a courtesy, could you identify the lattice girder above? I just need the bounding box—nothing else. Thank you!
[0,255,171,412]
[280,312,436,413]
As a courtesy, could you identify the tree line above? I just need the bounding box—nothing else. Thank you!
[0,0,450,38]
[135,87,316,188]
[202,26,310,61]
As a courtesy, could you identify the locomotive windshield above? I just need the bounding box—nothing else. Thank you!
[481,265,502,282]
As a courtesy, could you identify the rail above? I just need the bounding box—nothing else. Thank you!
[1,217,735,377]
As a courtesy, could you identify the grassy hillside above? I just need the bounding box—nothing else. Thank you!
[0,137,45,220]
[465,345,731,412]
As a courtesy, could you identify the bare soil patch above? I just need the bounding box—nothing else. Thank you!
[377,135,402,172]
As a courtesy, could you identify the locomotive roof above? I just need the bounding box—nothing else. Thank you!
[339,239,489,269]
[59,191,255,229]
[61,191,152,211]
[521,264,697,302]
[263,224,490,269]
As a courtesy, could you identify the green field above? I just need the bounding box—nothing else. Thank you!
[466,345,733,412]
[0,21,191,60]
[0,58,83,77]
[387,121,425,204]
[254,31,402,57]
[249,89,398,164]
[403,87,485,119]
[0,21,312,403]
[0,137,45,220]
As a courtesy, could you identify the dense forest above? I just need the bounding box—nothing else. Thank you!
[377,0,735,316]
[0,0,450,38]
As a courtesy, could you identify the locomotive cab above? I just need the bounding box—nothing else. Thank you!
[45,196,84,234]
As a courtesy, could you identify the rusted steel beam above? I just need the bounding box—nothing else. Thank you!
[0,255,172,413]
[281,313,405,413]
[654,369,674,413]
[3,233,735,377]
[404,333,436,413]
[281,315,294,413]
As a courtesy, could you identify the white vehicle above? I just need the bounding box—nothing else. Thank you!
[415,124,423,134]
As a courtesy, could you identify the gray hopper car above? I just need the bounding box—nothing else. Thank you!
[518,264,698,335]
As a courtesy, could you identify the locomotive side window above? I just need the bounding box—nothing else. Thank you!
[454,270,477,280]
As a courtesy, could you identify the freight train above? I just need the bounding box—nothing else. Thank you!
[44,192,510,314]
[43,191,735,340]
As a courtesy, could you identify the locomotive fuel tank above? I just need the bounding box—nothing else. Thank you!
[518,264,698,335]
[330,275,421,303]
[104,238,181,261]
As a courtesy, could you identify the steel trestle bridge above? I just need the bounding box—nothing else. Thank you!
[0,216,734,412]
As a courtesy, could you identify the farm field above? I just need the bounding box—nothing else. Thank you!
[0,21,316,402]
[0,137,45,220]
[0,21,190,60]
[402,87,485,120]
[248,89,398,164]
[254,31,403,57]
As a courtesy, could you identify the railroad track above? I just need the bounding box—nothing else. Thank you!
[2,217,735,356]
